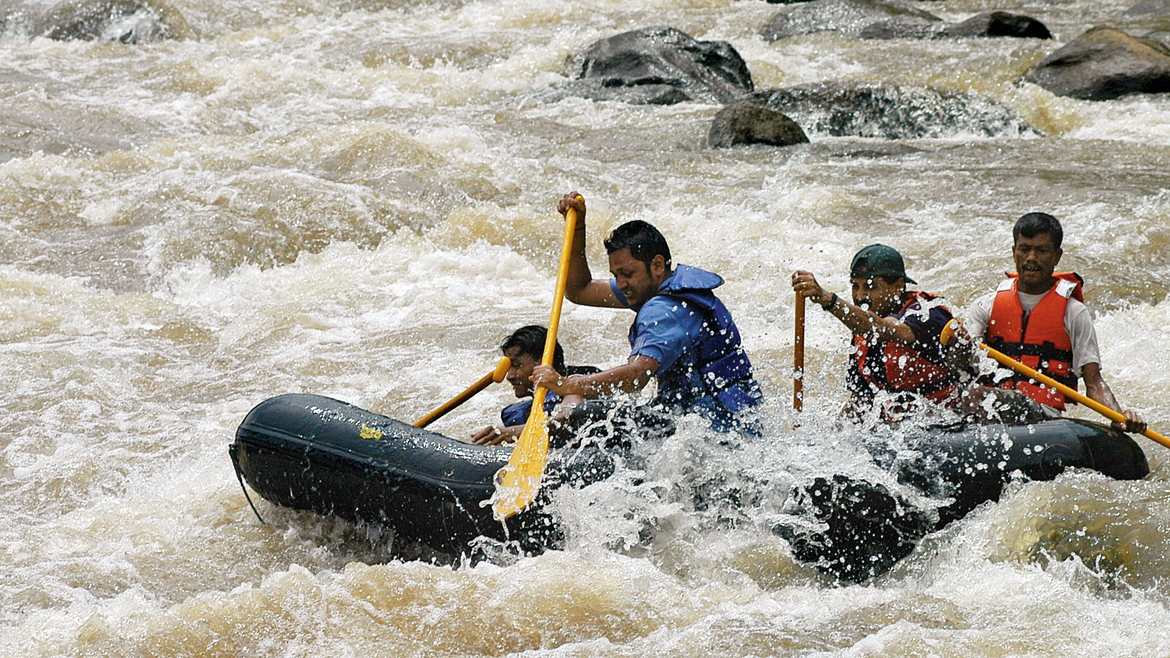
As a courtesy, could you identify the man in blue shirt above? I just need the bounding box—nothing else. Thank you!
[532,192,762,430]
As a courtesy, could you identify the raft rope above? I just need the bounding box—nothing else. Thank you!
[232,457,267,525]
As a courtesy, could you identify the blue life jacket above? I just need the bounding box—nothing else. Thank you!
[500,392,562,427]
[628,265,762,424]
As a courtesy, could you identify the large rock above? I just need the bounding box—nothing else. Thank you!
[708,101,809,147]
[744,82,1035,139]
[546,27,754,105]
[763,0,1049,41]
[13,0,180,43]
[936,11,1051,39]
[1023,27,1170,100]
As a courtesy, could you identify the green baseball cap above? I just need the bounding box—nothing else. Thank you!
[850,244,916,284]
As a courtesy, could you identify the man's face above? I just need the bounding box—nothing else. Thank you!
[609,248,666,310]
[1012,232,1062,293]
[504,346,539,398]
[851,276,904,317]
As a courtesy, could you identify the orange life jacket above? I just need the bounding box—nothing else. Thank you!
[852,291,960,409]
[985,273,1084,410]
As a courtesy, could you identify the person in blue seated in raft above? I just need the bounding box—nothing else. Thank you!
[791,244,973,424]
[949,212,1147,433]
[530,192,764,432]
[470,325,597,445]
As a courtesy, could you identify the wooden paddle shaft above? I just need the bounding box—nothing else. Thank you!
[794,294,805,411]
[981,345,1170,449]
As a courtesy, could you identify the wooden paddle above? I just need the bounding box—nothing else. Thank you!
[490,198,581,520]
[794,294,805,412]
[942,319,1169,449]
[413,356,512,428]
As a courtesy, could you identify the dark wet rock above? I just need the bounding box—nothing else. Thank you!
[1023,27,1170,100]
[763,0,1049,42]
[762,0,941,41]
[937,11,1052,39]
[745,81,1035,139]
[22,0,178,43]
[708,101,809,148]
[1126,0,1170,16]
[545,27,754,105]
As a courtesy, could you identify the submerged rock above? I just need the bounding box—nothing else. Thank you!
[744,81,1035,139]
[708,101,809,148]
[545,26,754,105]
[762,0,940,40]
[1023,27,1170,100]
[762,0,1049,41]
[15,0,179,43]
[1125,0,1170,16]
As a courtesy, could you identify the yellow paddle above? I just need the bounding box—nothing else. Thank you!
[942,319,1169,449]
[490,198,581,520]
[413,357,511,429]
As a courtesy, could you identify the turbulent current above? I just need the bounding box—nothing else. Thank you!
[3,0,1170,655]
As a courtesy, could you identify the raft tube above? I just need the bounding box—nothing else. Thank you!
[229,393,621,554]
[782,416,1149,581]
[230,393,1149,578]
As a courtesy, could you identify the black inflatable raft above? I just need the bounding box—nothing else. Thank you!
[230,393,1149,578]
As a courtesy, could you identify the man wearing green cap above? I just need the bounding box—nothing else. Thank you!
[792,244,967,421]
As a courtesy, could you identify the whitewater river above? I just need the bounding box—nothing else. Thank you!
[3,0,1170,654]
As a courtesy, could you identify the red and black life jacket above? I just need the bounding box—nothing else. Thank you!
[852,291,960,408]
[985,272,1084,410]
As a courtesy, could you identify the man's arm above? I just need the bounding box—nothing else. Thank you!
[558,193,624,308]
[532,356,659,398]
[791,270,915,343]
[1081,363,1147,433]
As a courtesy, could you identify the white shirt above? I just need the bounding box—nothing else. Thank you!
[964,289,1101,376]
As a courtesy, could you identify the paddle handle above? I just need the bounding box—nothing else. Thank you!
[414,356,511,428]
[794,294,805,412]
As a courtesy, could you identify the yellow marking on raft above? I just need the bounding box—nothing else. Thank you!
[360,425,384,441]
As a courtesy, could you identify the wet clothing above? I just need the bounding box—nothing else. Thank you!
[973,274,1090,411]
[611,265,763,428]
[500,393,562,427]
[847,291,961,417]
[500,365,601,427]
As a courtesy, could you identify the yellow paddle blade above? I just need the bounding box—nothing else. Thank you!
[489,390,550,520]
[490,198,580,520]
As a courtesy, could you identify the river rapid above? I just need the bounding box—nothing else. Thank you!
[3,0,1170,655]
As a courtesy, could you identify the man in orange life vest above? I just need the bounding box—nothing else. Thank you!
[792,245,967,421]
[959,212,1146,433]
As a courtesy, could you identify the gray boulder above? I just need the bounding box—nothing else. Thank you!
[708,101,809,147]
[1023,27,1170,100]
[744,82,1035,139]
[546,27,754,105]
[937,12,1052,39]
[14,0,179,43]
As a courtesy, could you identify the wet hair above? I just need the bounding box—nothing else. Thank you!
[603,220,672,270]
[500,325,566,375]
[1013,212,1063,249]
